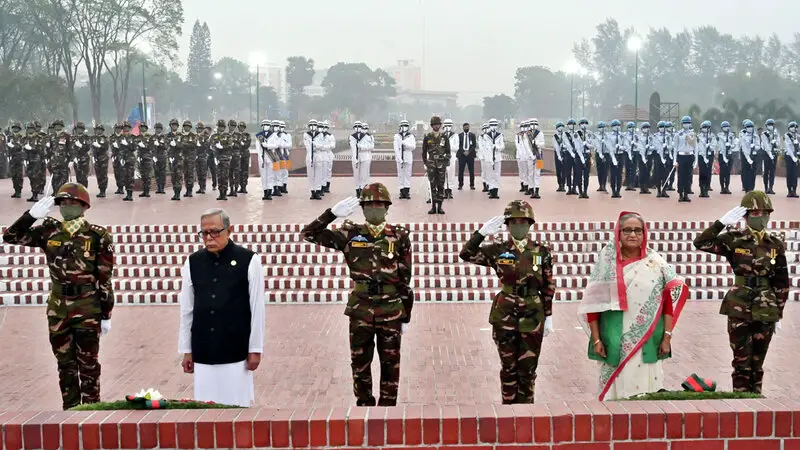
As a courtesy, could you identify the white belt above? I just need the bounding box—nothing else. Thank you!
[678,152,693,156]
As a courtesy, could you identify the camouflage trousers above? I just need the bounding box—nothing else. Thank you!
[183,151,196,187]
[76,158,91,188]
[492,326,544,404]
[228,154,240,193]
[48,314,102,410]
[727,317,775,393]
[217,158,231,195]
[239,150,250,189]
[426,164,447,203]
[9,157,24,193]
[154,155,167,188]
[170,157,184,189]
[28,161,45,194]
[195,155,209,190]
[113,157,124,190]
[349,318,402,406]
[94,156,109,193]
[139,159,153,192]
[52,163,70,193]
[123,158,136,191]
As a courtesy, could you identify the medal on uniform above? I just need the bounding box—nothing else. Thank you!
[387,241,395,259]
[231,260,237,266]
[533,265,539,272]
[770,249,776,265]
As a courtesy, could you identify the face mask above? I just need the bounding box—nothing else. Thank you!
[747,127,754,133]
[508,223,531,241]
[767,125,774,131]
[490,125,497,132]
[580,124,587,130]
[557,127,564,133]
[746,214,769,231]
[790,127,797,133]
[613,126,620,132]
[362,205,387,225]
[60,205,84,221]
[722,127,730,132]
[683,124,692,130]
[569,125,575,131]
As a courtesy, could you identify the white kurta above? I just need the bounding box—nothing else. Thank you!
[178,253,266,407]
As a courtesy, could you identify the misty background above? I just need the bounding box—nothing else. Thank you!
[2,0,800,131]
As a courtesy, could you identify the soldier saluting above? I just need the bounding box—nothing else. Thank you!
[301,183,414,407]
[693,191,789,393]
[3,182,115,409]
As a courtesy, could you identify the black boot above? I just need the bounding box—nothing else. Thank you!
[309,190,318,200]
[482,182,488,192]
[184,185,193,197]
[262,189,271,200]
[489,188,499,199]
[238,185,247,194]
[171,188,181,201]
[436,202,445,214]
[788,188,798,198]
[611,190,621,198]
[123,190,133,201]
[11,190,21,198]
[228,186,237,197]
[115,187,124,195]
[97,191,106,198]
[139,189,150,198]
[281,183,288,194]
[699,187,709,198]
[532,188,540,199]
[428,202,437,214]
[156,184,165,194]
[198,185,206,194]
[27,192,38,202]
[324,182,330,193]
[216,190,227,200]
[405,188,411,200]
[445,188,453,199]
[519,182,526,192]
[272,186,282,197]
[557,184,565,192]
[579,189,589,199]
[567,187,578,195]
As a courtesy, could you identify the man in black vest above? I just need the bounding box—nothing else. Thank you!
[178,208,266,407]
[456,123,478,190]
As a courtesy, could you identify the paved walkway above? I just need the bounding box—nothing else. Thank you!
[0,302,796,411]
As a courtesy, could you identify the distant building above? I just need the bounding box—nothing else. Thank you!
[303,68,328,97]
[262,66,285,103]
[384,60,422,92]
[395,89,458,108]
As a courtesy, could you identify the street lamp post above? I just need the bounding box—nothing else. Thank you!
[565,60,580,118]
[141,62,147,125]
[249,52,267,124]
[627,36,643,123]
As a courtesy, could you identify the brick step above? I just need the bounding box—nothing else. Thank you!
[4,220,796,234]
[3,250,799,266]
[51,229,796,245]
[6,287,798,306]
[5,273,795,293]
[0,241,778,255]
[3,262,799,279]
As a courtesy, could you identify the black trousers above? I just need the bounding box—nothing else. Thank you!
[554,155,564,187]
[698,155,713,189]
[609,154,624,193]
[786,157,798,190]
[595,154,608,189]
[638,155,651,188]
[562,153,574,189]
[718,155,732,190]
[457,155,475,188]
[581,155,591,193]
[654,158,669,193]
[624,153,637,188]
[761,152,776,190]
[677,154,694,194]
[570,154,582,192]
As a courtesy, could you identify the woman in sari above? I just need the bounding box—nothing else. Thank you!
[578,211,689,401]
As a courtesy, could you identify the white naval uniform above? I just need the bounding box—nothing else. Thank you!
[350,132,373,189]
[323,131,335,186]
[528,129,545,188]
[178,255,266,407]
[256,132,277,191]
[279,132,292,186]
[445,132,458,191]
[394,131,416,189]
[304,131,324,192]
[484,130,505,189]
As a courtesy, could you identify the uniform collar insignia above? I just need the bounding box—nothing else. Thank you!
[350,235,369,242]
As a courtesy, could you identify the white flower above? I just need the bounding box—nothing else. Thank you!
[135,388,163,400]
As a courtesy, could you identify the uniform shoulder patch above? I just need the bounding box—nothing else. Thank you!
[42,217,61,228]
[534,240,551,251]
[341,219,357,231]
[89,224,109,237]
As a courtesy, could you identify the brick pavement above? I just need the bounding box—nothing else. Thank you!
[0,302,796,411]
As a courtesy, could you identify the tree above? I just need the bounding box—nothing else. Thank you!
[482,94,516,120]
[321,62,396,118]
[514,66,569,118]
[285,56,315,120]
[186,20,212,115]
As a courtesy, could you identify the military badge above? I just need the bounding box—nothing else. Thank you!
[498,252,516,265]
[350,235,370,248]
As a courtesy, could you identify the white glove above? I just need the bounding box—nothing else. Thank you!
[100,320,111,336]
[478,215,505,237]
[92,142,100,148]
[153,157,157,162]
[196,142,201,147]
[24,144,32,150]
[138,142,145,148]
[170,140,176,147]
[774,321,781,334]
[75,141,83,148]
[29,196,55,219]
[401,323,409,334]
[154,141,160,146]
[6,143,13,148]
[214,158,219,165]
[113,142,119,148]
[719,206,747,226]
[215,142,223,149]
[543,316,554,337]
[331,197,360,218]
[693,160,698,169]
[121,138,128,146]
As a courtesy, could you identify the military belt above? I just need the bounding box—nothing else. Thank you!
[353,282,397,296]
[502,284,535,298]
[52,282,96,297]
[735,276,771,290]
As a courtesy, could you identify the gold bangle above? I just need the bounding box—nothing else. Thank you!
[664,331,672,337]
[593,339,601,346]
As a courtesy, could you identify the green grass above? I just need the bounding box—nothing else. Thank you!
[70,400,242,411]
[624,391,762,401]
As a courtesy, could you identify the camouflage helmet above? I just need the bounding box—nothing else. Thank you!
[33,120,42,129]
[182,120,192,128]
[169,118,179,126]
[217,119,226,128]
[94,123,105,131]
[139,122,148,130]
[430,115,442,126]
[11,121,22,130]
[503,200,535,223]
[113,123,122,130]
[52,119,65,127]
[154,122,164,129]
[359,182,392,205]
[75,121,86,129]
[228,119,237,127]
[54,182,91,208]
[25,121,35,129]
[196,121,205,129]
[122,121,132,129]
[740,190,773,213]
[238,121,246,128]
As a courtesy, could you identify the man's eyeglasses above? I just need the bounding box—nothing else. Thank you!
[621,227,644,236]
[198,228,226,238]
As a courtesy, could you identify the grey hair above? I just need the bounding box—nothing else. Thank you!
[618,213,644,228]
[201,208,231,228]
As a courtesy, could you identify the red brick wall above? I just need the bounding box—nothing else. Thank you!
[2,399,799,449]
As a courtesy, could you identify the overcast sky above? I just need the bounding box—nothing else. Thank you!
[179,0,794,105]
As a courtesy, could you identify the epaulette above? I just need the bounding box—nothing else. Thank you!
[42,217,61,228]
[535,240,551,251]
[341,219,357,231]
[89,223,108,236]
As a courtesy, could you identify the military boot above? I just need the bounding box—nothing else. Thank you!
[281,183,288,194]
[482,182,488,192]
[185,185,194,197]
[171,188,181,201]
[216,190,227,201]
[404,188,411,200]
[532,188,541,199]
[519,182,526,192]
[227,186,237,197]
[97,191,106,198]
[156,184,165,194]
[238,185,247,194]
[262,189,271,200]
[324,182,330,193]
[27,192,39,202]
[699,186,709,198]
[436,202,445,214]
[309,190,318,200]
[788,188,798,198]
[355,188,362,198]
[11,190,21,198]
[556,184,565,192]
[428,202,437,214]
[123,190,133,201]
[489,188,499,199]
[579,189,589,199]
[197,185,206,194]
[272,186,282,197]
[139,189,150,198]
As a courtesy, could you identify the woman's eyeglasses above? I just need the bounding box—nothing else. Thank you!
[621,227,644,236]
[198,228,226,238]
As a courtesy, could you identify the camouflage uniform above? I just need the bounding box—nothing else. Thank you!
[301,183,414,406]
[693,191,789,393]
[50,121,72,193]
[2,183,115,410]
[151,123,168,194]
[136,124,154,197]
[109,124,125,194]
[166,119,183,200]
[227,120,241,197]
[204,125,217,190]
[23,123,47,201]
[118,122,136,201]
[211,120,231,200]
[91,125,110,197]
[71,123,91,188]
[421,116,452,214]
[238,122,251,193]
[460,201,555,404]
[180,120,197,197]
[7,123,25,198]
[194,122,209,194]
[0,130,7,179]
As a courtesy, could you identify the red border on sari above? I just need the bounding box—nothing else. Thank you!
[598,211,689,401]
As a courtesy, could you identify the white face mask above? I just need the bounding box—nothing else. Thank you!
[612,126,620,132]
[490,125,497,132]
[747,126,754,133]
[569,124,575,131]
[767,125,774,131]
[580,124,587,130]
[683,124,692,130]
[355,127,362,133]
[557,126,564,133]
[790,127,797,133]
[722,127,730,132]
